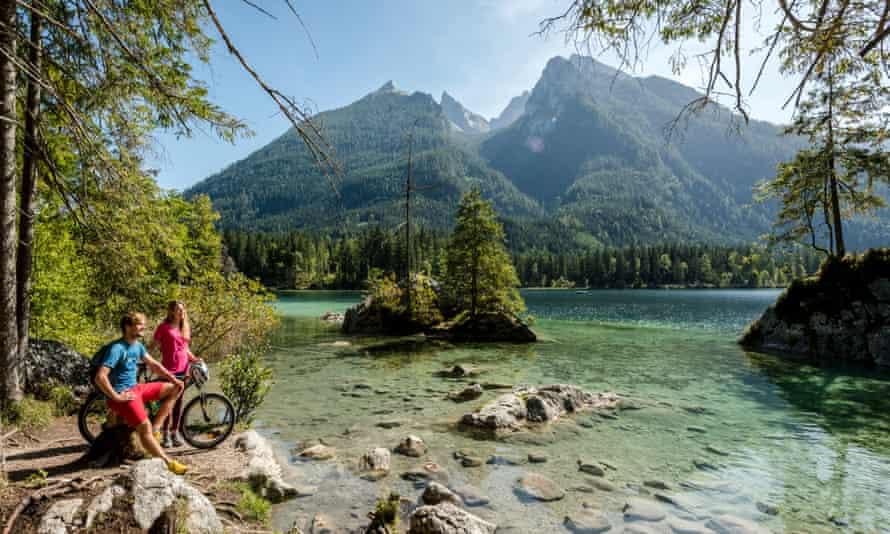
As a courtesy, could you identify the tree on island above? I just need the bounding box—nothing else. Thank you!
[444,189,525,319]
[757,62,890,257]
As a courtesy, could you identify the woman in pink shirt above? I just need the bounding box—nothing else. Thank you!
[151,300,201,447]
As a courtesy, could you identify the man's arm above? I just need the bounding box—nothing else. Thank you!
[96,366,134,403]
[143,354,184,392]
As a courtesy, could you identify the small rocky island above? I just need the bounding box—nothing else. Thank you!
[740,249,890,368]
[340,273,536,343]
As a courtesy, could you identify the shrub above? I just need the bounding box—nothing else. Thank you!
[49,385,78,416]
[235,483,271,523]
[219,345,273,426]
[3,397,53,430]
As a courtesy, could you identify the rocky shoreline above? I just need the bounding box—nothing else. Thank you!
[740,250,890,368]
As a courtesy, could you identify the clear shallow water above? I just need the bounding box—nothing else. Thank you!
[259,290,890,533]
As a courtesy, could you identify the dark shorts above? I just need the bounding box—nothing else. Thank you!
[106,382,167,427]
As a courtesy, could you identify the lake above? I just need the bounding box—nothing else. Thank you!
[258,289,890,533]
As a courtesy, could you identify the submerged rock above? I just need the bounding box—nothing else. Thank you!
[408,503,497,534]
[563,508,612,533]
[447,383,484,402]
[298,444,336,461]
[421,482,462,507]
[622,497,666,522]
[705,514,771,534]
[515,472,565,502]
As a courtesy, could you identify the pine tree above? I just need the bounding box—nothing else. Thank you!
[444,189,524,318]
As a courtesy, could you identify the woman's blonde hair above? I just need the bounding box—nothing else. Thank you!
[165,300,191,338]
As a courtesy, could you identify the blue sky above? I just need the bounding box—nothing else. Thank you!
[150,0,794,191]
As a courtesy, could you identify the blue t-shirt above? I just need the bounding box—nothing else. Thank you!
[94,339,147,393]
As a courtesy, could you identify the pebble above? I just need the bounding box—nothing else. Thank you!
[377,421,402,429]
[487,455,524,466]
[705,445,730,456]
[667,516,712,534]
[578,460,606,477]
[527,452,548,463]
[643,480,671,490]
[756,501,779,516]
[687,426,707,433]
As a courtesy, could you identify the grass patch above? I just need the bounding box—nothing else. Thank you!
[236,483,271,523]
[3,396,53,430]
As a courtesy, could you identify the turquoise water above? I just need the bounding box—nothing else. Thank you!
[259,290,890,533]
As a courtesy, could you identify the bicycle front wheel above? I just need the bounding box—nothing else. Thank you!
[180,393,236,449]
[78,391,110,444]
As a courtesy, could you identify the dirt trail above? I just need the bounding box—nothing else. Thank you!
[0,416,270,533]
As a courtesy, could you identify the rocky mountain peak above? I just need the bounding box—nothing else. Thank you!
[440,90,490,134]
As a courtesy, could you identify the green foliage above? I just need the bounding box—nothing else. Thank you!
[757,68,890,257]
[25,469,49,488]
[444,190,524,317]
[172,271,279,363]
[219,346,273,425]
[234,483,271,524]
[49,385,78,416]
[366,271,444,328]
[368,492,401,532]
[188,85,541,233]
[3,397,53,430]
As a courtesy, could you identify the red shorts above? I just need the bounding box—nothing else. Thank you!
[106,382,167,427]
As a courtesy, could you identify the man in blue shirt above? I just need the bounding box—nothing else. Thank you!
[92,311,188,474]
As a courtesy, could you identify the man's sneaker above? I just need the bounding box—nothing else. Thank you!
[162,433,173,448]
[167,460,189,475]
[171,432,183,447]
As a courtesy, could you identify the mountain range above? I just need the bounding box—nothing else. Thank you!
[187,55,888,250]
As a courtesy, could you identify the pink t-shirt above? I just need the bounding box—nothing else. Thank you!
[154,322,190,374]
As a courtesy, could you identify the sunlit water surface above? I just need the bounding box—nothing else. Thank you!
[257,289,890,533]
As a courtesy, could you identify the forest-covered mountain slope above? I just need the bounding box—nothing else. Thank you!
[187,56,889,250]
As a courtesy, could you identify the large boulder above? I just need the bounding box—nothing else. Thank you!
[24,339,91,398]
[441,312,536,343]
[408,503,497,534]
[460,385,620,431]
[123,459,222,533]
[740,250,890,367]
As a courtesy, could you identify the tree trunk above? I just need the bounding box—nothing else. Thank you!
[826,64,845,258]
[0,0,19,403]
[16,12,42,378]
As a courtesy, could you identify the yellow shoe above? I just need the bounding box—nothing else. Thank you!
[153,430,162,443]
[167,460,189,475]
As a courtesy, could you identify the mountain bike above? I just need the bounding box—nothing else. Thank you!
[78,364,236,449]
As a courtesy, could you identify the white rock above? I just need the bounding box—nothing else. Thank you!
[84,484,125,529]
[127,458,222,533]
[359,447,391,472]
[409,503,497,534]
[235,430,301,502]
[38,498,82,534]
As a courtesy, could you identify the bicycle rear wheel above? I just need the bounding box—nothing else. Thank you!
[78,391,110,444]
[180,393,235,449]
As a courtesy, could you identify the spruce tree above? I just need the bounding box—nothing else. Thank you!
[444,189,524,318]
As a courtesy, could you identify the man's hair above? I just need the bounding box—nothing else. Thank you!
[120,311,146,334]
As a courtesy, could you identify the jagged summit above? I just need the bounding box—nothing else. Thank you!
[377,80,396,93]
[440,90,490,134]
[490,90,530,130]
